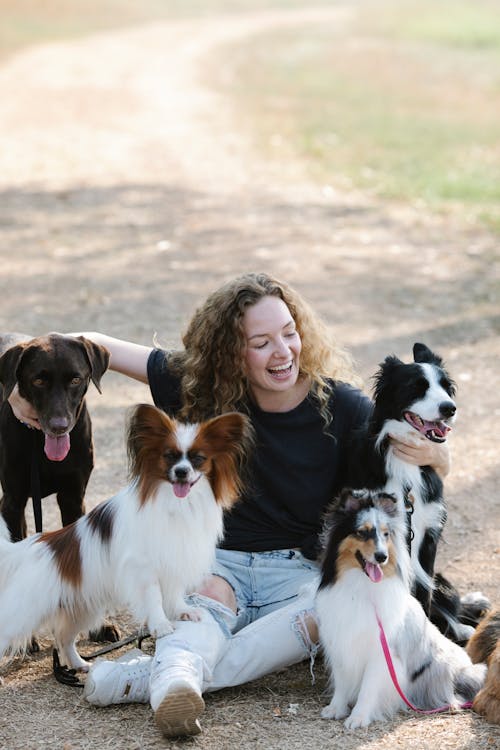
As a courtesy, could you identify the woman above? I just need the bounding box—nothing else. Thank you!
[9,273,449,737]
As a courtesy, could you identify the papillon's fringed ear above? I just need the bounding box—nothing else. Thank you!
[198,412,254,508]
[127,404,176,475]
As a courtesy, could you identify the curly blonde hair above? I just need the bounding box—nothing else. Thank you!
[169,272,361,423]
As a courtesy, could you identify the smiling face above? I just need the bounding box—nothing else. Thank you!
[243,295,304,411]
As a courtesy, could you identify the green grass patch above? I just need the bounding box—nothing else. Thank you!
[359,0,500,50]
[213,0,500,228]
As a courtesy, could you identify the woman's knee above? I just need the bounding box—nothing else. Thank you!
[197,575,237,613]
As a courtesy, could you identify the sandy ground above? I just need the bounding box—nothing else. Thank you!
[0,6,499,749]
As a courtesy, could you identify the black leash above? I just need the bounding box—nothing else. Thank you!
[403,483,415,550]
[30,430,43,533]
[53,631,151,688]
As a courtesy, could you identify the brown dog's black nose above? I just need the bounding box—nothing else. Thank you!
[48,417,70,434]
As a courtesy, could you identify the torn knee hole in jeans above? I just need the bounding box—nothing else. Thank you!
[292,608,319,683]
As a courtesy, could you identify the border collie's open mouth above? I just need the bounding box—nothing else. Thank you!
[355,550,383,583]
[403,411,451,443]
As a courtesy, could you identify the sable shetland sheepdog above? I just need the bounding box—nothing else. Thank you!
[347,342,488,643]
[0,404,253,672]
[316,489,486,729]
[467,609,500,725]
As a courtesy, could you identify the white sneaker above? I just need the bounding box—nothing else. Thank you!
[154,677,205,738]
[83,649,152,706]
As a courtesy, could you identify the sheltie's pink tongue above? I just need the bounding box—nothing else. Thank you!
[173,482,191,498]
[365,562,383,583]
[44,433,70,462]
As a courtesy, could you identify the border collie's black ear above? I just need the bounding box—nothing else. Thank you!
[413,342,442,367]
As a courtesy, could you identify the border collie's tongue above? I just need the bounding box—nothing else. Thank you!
[365,561,383,583]
[173,482,191,499]
[404,412,451,441]
[44,433,70,462]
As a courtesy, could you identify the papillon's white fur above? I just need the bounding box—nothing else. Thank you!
[0,403,252,671]
[316,489,486,729]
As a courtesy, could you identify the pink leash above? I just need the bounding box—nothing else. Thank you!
[376,613,473,714]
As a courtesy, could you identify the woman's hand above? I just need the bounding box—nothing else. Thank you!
[389,434,451,478]
[7,385,41,430]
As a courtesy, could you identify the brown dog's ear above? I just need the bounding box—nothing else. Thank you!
[76,337,110,393]
[0,343,29,400]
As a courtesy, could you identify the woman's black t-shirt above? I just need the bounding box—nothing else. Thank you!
[147,348,372,559]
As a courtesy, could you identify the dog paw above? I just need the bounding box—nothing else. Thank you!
[344,712,372,730]
[150,620,174,638]
[321,699,349,719]
[321,703,349,720]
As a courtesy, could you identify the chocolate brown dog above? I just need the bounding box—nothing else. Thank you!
[0,333,109,540]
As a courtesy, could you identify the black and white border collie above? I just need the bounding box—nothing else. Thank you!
[347,342,488,643]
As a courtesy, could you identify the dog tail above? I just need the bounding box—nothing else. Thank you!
[454,662,488,703]
[0,533,63,660]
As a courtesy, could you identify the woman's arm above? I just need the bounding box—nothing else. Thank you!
[389,434,451,478]
[6,332,154,429]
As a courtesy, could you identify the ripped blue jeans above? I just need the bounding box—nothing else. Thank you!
[203,548,320,691]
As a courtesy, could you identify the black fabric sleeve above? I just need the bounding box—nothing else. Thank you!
[146,348,183,416]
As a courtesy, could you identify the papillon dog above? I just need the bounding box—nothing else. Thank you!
[347,342,488,642]
[316,488,486,729]
[467,609,500,725]
[0,403,253,672]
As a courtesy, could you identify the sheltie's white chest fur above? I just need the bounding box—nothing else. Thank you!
[316,489,486,730]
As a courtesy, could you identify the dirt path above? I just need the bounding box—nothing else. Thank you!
[0,6,499,749]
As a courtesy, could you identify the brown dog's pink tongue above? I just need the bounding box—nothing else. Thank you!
[44,433,70,462]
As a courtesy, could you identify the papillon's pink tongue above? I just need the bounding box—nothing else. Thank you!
[44,433,70,462]
[365,562,383,583]
[173,482,191,498]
